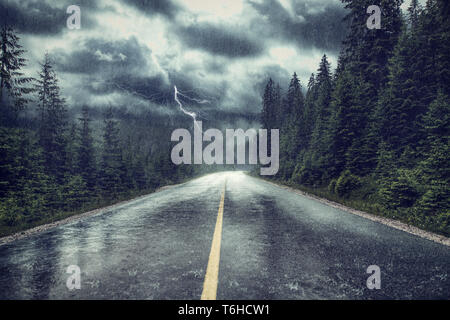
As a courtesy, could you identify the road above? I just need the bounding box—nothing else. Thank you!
[0,171,449,299]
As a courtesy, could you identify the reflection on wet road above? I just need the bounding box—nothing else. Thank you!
[0,172,449,299]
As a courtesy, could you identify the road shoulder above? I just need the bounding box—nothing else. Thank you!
[0,183,183,247]
[254,176,450,247]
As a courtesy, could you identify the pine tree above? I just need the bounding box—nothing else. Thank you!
[273,83,282,128]
[121,135,137,192]
[65,123,79,176]
[35,53,68,184]
[282,72,304,122]
[132,154,148,191]
[303,73,317,146]
[279,73,304,179]
[417,92,449,192]
[309,55,333,181]
[77,106,97,192]
[0,25,33,121]
[261,78,278,153]
[100,108,125,197]
[261,78,275,129]
[328,69,362,177]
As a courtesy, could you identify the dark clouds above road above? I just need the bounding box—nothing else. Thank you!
[123,0,181,18]
[1,0,353,117]
[176,23,265,58]
[0,0,99,35]
[53,37,153,75]
[0,1,65,35]
[248,0,348,52]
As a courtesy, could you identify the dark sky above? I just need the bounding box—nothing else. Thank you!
[1,0,356,118]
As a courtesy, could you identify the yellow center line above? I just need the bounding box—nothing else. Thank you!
[201,180,227,300]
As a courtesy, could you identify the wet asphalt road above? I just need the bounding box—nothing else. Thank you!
[0,171,449,299]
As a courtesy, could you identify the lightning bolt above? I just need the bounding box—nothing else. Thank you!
[174,85,202,131]
[177,90,210,105]
[100,79,212,130]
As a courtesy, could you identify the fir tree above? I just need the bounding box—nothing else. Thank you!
[77,106,97,192]
[35,53,68,183]
[0,25,33,121]
[279,73,304,179]
[309,55,333,180]
[100,108,125,197]
[261,78,276,129]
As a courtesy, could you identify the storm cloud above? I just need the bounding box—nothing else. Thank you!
[0,0,98,35]
[248,0,348,53]
[1,0,353,119]
[53,37,153,75]
[176,23,264,58]
[122,0,180,18]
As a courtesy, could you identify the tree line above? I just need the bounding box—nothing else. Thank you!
[260,0,449,236]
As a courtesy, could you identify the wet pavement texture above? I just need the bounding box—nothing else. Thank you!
[0,172,449,299]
